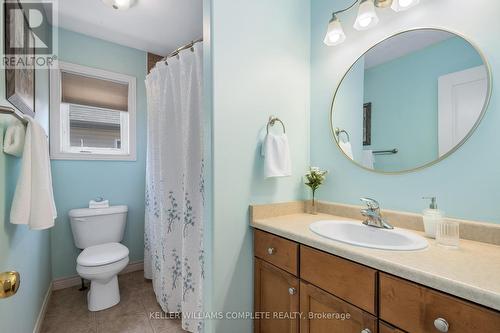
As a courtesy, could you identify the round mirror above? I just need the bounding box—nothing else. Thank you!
[331,28,491,173]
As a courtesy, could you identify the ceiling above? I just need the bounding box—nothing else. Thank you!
[48,0,202,56]
[365,30,454,69]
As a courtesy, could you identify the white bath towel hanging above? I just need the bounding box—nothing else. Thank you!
[361,149,375,169]
[3,124,25,157]
[262,133,292,178]
[10,116,57,230]
[339,141,354,159]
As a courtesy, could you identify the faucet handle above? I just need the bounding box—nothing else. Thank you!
[360,197,379,210]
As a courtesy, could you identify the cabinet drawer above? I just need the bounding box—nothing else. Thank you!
[254,229,298,275]
[379,273,500,333]
[300,281,377,333]
[300,246,377,314]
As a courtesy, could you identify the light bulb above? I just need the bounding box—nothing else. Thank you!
[391,0,419,12]
[328,34,340,43]
[354,0,379,31]
[358,16,373,28]
[102,0,134,10]
[323,14,346,46]
[113,0,131,9]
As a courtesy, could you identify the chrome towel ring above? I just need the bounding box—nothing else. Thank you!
[267,116,286,134]
[334,127,350,142]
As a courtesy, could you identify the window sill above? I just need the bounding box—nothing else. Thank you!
[50,151,137,161]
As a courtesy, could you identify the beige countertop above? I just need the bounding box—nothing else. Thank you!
[251,212,500,311]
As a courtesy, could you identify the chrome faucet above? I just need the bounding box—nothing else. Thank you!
[360,198,394,229]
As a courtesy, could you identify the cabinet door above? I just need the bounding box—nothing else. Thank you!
[379,321,406,333]
[300,281,378,333]
[254,258,299,333]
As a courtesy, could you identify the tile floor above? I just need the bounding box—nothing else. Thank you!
[41,271,186,333]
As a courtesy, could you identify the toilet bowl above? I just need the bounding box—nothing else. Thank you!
[76,242,129,311]
[69,205,129,311]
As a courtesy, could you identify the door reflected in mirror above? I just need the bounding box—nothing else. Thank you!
[331,28,491,173]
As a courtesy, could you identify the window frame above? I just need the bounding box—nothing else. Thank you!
[50,61,137,161]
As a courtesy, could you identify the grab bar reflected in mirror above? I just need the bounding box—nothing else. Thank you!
[373,148,398,155]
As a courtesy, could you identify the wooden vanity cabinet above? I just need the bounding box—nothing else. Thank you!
[254,230,377,333]
[253,229,500,333]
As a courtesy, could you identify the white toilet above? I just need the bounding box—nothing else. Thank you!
[69,205,130,311]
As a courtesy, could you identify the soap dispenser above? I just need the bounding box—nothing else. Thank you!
[422,197,443,239]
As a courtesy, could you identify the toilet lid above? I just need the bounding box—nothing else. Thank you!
[77,243,129,267]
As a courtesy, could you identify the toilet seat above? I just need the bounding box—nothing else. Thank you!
[77,242,129,267]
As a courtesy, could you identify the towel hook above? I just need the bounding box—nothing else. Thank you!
[267,116,286,134]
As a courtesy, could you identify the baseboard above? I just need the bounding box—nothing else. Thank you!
[52,260,144,291]
[122,260,144,274]
[33,284,52,333]
[52,275,81,291]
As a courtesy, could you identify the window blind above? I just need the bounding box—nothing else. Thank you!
[61,72,129,111]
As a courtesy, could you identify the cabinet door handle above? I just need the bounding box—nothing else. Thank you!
[267,247,275,255]
[288,287,297,295]
[434,318,449,332]
[360,329,372,333]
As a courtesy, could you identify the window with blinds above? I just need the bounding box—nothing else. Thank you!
[50,61,136,160]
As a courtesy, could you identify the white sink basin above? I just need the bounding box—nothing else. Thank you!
[309,220,428,251]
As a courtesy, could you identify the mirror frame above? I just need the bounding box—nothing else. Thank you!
[329,27,493,174]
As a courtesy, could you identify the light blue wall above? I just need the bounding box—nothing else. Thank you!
[311,0,500,223]
[332,57,365,161]
[0,4,52,331]
[209,0,310,331]
[364,37,483,171]
[50,29,147,278]
[202,0,214,332]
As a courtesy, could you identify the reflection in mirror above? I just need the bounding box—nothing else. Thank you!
[331,29,490,173]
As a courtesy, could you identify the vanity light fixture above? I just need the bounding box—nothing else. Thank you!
[324,14,346,46]
[102,0,135,10]
[323,0,420,46]
[354,0,379,31]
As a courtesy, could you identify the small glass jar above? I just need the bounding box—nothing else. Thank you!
[436,220,460,248]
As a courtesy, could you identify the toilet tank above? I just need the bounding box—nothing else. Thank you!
[69,205,128,249]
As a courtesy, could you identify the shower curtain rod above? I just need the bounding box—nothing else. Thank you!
[161,38,203,62]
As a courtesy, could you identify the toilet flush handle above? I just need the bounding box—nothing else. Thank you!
[74,218,88,222]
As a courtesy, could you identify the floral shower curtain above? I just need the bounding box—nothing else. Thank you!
[144,43,204,333]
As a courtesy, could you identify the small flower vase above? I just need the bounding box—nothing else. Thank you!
[309,191,318,215]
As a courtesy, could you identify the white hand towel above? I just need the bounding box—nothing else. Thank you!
[361,150,374,169]
[263,133,292,178]
[338,141,354,159]
[89,200,110,209]
[3,124,25,157]
[10,116,57,230]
